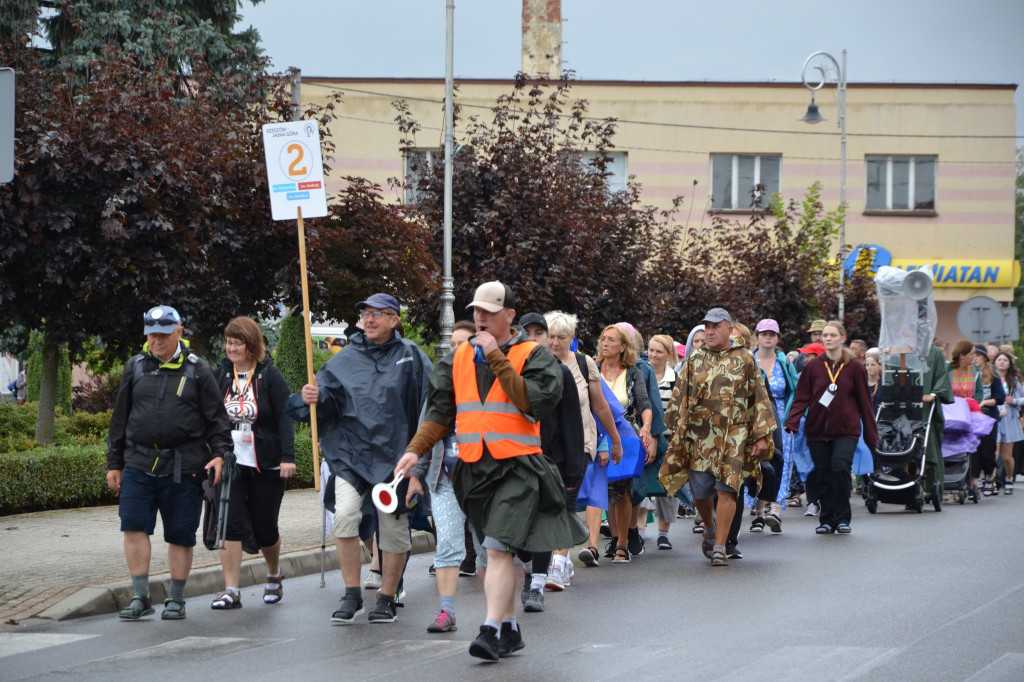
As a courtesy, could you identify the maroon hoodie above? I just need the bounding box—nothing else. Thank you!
[785,353,878,450]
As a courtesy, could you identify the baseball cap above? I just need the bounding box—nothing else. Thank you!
[354,293,400,312]
[798,342,826,356]
[701,308,732,325]
[808,319,827,333]
[466,281,515,313]
[143,306,182,335]
[519,312,548,332]
[755,318,780,335]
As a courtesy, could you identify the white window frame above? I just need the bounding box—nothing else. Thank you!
[402,148,442,204]
[710,153,781,210]
[581,151,628,194]
[865,155,937,211]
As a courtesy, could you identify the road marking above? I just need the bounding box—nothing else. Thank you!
[730,645,895,678]
[0,633,99,659]
[966,653,1024,681]
[96,636,260,661]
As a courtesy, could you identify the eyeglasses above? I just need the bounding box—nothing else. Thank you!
[359,310,395,321]
[143,307,181,327]
[224,340,246,349]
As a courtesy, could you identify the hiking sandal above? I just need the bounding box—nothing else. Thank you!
[710,545,728,566]
[264,573,284,604]
[211,590,241,610]
[611,546,630,564]
[119,595,154,620]
[162,598,186,620]
[701,527,717,558]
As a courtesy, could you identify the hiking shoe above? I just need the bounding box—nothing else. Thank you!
[331,594,364,624]
[469,625,500,662]
[578,546,599,568]
[368,594,398,623]
[804,502,820,517]
[119,595,154,620]
[764,512,782,533]
[523,588,544,612]
[364,569,383,589]
[427,609,457,633]
[627,528,645,556]
[459,559,477,576]
[749,517,765,533]
[498,621,525,657]
[161,598,186,620]
[657,535,672,550]
[544,566,564,592]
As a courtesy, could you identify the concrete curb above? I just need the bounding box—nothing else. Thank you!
[36,530,436,622]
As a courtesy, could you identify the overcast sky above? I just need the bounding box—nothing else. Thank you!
[239,0,1024,140]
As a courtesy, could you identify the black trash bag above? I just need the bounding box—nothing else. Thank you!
[202,476,260,554]
[877,415,926,454]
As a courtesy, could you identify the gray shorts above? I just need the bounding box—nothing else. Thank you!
[688,470,734,500]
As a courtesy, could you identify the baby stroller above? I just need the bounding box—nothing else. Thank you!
[941,397,995,504]
[863,349,936,514]
[943,451,973,504]
[863,265,940,514]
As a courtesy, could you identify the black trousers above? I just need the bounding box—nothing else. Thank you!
[970,422,998,479]
[807,438,857,527]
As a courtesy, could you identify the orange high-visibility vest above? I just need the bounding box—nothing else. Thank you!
[452,340,542,462]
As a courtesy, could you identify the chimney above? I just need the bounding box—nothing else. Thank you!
[522,0,562,78]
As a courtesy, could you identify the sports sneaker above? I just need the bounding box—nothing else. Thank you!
[563,561,574,586]
[427,609,457,633]
[1004,483,1014,496]
[331,594,364,624]
[804,502,820,517]
[725,543,743,560]
[161,598,186,620]
[764,512,782,533]
[627,528,645,556]
[692,520,705,534]
[603,538,617,558]
[469,625,500,662]
[459,559,477,576]
[367,594,398,623]
[364,569,383,589]
[599,521,612,537]
[119,595,154,620]
[544,566,564,592]
[749,517,765,533]
[657,535,672,550]
[523,588,544,612]
[498,621,525,657]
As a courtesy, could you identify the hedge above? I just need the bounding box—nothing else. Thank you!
[0,432,316,515]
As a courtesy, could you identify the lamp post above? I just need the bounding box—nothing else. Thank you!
[438,0,455,352]
[801,49,847,323]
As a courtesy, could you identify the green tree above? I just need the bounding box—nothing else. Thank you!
[276,314,307,393]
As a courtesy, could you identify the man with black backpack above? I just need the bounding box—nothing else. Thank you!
[106,305,232,621]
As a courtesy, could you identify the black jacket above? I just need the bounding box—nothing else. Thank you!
[214,357,295,469]
[540,364,587,489]
[107,342,232,476]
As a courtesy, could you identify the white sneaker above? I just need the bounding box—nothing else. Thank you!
[544,566,564,592]
[564,561,574,586]
[363,570,382,590]
[804,502,820,517]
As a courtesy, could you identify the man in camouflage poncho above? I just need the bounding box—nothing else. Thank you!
[658,308,776,566]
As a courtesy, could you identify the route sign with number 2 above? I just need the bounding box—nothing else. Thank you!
[262,121,328,220]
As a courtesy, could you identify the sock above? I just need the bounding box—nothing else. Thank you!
[131,574,149,599]
[169,578,186,602]
[440,595,455,614]
[502,617,518,632]
[637,528,646,539]
[345,586,361,602]
[484,618,501,637]
[552,554,567,570]
[658,531,669,539]
[530,573,545,590]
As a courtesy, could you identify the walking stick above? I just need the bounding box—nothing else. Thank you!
[320,500,327,588]
[215,452,236,550]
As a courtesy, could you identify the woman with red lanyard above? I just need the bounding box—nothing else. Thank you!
[785,321,877,534]
[211,316,295,609]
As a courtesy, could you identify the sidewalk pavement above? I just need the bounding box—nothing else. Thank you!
[0,489,435,625]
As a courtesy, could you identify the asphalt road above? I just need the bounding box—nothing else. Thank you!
[2,494,1022,682]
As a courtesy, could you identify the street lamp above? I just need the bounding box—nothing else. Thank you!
[801,49,847,322]
[438,0,455,352]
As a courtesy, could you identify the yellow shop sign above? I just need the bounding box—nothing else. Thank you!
[890,259,1020,288]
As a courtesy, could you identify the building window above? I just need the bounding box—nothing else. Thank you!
[581,151,628,194]
[710,154,781,210]
[865,155,936,211]
[403,149,442,204]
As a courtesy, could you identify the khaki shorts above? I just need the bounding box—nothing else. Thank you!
[332,476,412,554]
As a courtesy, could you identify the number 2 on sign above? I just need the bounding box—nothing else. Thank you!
[286,143,308,177]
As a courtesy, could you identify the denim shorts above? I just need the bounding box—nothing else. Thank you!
[118,468,204,546]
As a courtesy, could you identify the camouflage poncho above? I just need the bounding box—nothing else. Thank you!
[658,345,776,496]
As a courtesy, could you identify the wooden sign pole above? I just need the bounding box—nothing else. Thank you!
[296,206,321,491]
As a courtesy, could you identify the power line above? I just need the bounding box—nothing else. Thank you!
[311,82,1024,141]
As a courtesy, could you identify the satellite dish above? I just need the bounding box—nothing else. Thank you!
[902,270,932,300]
[956,296,1003,343]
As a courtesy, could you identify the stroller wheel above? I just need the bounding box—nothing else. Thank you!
[958,490,966,505]
[866,499,878,514]
[931,483,942,512]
